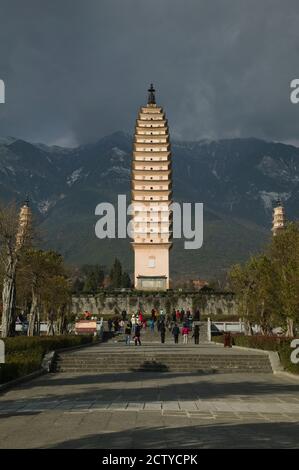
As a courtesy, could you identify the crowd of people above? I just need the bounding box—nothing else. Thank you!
[107,307,201,346]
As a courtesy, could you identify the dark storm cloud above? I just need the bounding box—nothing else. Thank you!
[0,0,299,145]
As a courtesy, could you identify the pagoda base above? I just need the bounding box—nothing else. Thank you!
[136,276,167,291]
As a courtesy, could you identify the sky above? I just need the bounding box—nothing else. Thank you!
[0,0,299,146]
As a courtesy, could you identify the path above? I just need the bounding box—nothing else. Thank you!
[0,364,299,448]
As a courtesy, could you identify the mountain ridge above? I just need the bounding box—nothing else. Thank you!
[0,132,298,279]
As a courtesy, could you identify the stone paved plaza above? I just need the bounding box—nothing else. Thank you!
[1,366,299,448]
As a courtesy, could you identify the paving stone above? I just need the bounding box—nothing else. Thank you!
[126,402,144,410]
[178,400,198,411]
[1,350,299,449]
[162,401,180,410]
[144,402,162,410]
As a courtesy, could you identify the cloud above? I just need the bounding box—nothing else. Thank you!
[0,0,299,145]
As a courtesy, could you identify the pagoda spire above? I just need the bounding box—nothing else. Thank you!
[147,83,156,105]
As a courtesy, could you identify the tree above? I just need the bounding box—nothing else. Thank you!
[41,275,71,335]
[229,222,299,337]
[229,255,279,335]
[21,249,66,336]
[269,222,299,337]
[121,271,131,288]
[109,258,122,288]
[82,264,104,293]
[0,202,31,337]
[72,277,84,294]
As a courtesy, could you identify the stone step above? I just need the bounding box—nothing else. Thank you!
[55,351,272,373]
[57,354,269,360]
[57,358,270,364]
[56,367,272,373]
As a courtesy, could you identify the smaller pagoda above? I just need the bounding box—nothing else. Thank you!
[272,198,286,236]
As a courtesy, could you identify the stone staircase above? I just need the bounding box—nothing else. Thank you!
[55,348,273,374]
[108,321,209,344]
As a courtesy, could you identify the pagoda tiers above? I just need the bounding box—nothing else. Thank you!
[272,199,286,236]
[131,84,172,290]
[16,199,32,249]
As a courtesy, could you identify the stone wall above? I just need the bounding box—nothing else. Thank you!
[72,291,236,317]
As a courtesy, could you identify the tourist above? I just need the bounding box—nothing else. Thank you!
[107,318,113,333]
[134,323,141,346]
[151,308,156,322]
[149,318,155,333]
[138,310,143,323]
[194,309,200,321]
[119,319,125,334]
[121,309,127,321]
[125,322,132,345]
[160,320,166,344]
[166,315,172,332]
[180,309,185,323]
[131,313,137,335]
[113,318,119,333]
[172,323,180,344]
[192,324,200,345]
[182,324,189,344]
[157,316,164,332]
[172,309,176,322]
[176,309,180,322]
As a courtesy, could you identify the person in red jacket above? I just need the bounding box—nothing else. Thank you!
[182,325,189,344]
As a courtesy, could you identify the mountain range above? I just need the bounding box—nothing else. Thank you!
[0,132,298,280]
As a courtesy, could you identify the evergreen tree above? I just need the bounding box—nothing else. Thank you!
[110,258,122,288]
[72,278,84,294]
[82,265,104,293]
[121,271,131,288]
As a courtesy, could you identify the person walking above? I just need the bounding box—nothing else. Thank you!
[180,309,185,323]
[134,323,141,346]
[194,309,200,321]
[192,324,200,345]
[160,320,166,344]
[125,322,132,345]
[113,318,119,333]
[131,313,137,335]
[149,317,155,334]
[172,323,180,344]
[182,325,189,344]
[119,319,125,334]
[107,318,113,333]
[172,309,176,322]
[188,312,193,329]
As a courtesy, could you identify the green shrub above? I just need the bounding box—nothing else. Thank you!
[0,350,43,384]
[3,335,93,355]
[0,335,94,384]
[213,334,299,374]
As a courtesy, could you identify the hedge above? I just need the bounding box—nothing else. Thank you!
[213,334,299,375]
[0,335,95,384]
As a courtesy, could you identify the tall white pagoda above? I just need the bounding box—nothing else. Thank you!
[131,85,172,290]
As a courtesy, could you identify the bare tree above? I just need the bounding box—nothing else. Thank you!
[0,201,31,337]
